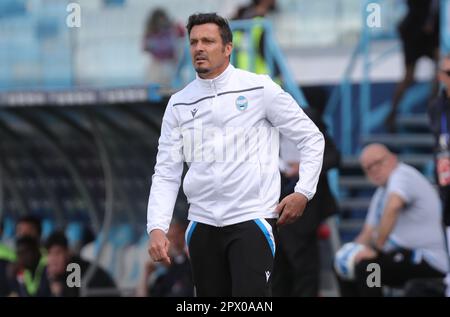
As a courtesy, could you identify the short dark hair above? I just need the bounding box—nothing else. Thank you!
[17,215,42,237]
[186,13,233,45]
[45,231,68,250]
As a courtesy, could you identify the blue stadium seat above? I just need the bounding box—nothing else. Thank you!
[2,218,15,241]
[65,221,84,250]
[35,18,59,40]
[41,218,55,241]
[103,0,126,6]
[0,0,27,19]
[110,224,134,248]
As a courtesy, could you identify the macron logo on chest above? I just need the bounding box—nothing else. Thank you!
[191,108,198,118]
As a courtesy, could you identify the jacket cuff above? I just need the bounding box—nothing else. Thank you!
[147,224,168,235]
[294,186,314,201]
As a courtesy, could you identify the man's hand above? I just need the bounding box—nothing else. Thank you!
[354,247,377,264]
[148,229,171,266]
[276,192,308,225]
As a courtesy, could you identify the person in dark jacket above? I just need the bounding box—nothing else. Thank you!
[0,219,16,296]
[8,236,51,297]
[273,88,341,297]
[45,231,118,297]
[386,0,440,133]
[427,55,450,297]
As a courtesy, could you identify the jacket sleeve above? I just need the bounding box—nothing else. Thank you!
[147,99,184,234]
[264,76,325,200]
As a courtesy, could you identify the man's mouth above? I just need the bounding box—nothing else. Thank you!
[195,56,207,62]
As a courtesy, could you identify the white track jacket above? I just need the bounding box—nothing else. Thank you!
[147,64,324,233]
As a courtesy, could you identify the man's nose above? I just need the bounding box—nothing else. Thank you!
[193,42,205,52]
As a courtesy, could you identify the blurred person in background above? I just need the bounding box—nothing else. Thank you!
[273,95,341,297]
[15,215,49,262]
[335,144,447,296]
[386,0,440,133]
[16,215,42,240]
[0,219,16,296]
[428,55,450,297]
[143,8,185,87]
[231,0,277,76]
[45,231,118,297]
[137,219,193,297]
[8,236,50,297]
[232,0,277,20]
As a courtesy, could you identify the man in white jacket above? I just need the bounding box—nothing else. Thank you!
[147,12,324,296]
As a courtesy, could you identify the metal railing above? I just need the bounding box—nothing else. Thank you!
[324,0,408,155]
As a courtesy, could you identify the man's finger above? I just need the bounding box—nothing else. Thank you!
[159,243,171,265]
[284,214,296,225]
[150,242,166,261]
[277,213,289,225]
[162,254,171,266]
[275,199,287,213]
[148,246,158,260]
[277,206,292,225]
[164,239,170,254]
[153,249,162,262]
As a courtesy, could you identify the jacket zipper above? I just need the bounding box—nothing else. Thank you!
[211,80,224,226]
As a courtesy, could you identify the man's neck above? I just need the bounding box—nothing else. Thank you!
[198,62,230,80]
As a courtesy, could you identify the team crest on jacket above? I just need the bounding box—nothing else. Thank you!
[235,95,248,111]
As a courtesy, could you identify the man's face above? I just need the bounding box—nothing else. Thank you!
[189,23,232,79]
[438,58,450,92]
[16,222,40,240]
[47,245,69,279]
[17,244,40,271]
[361,153,391,186]
[263,0,277,11]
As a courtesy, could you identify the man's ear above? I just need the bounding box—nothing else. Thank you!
[225,42,233,58]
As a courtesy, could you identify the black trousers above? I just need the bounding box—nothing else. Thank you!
[272,207,320,297]
[336,248,445,297]
[186,218,277,297]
